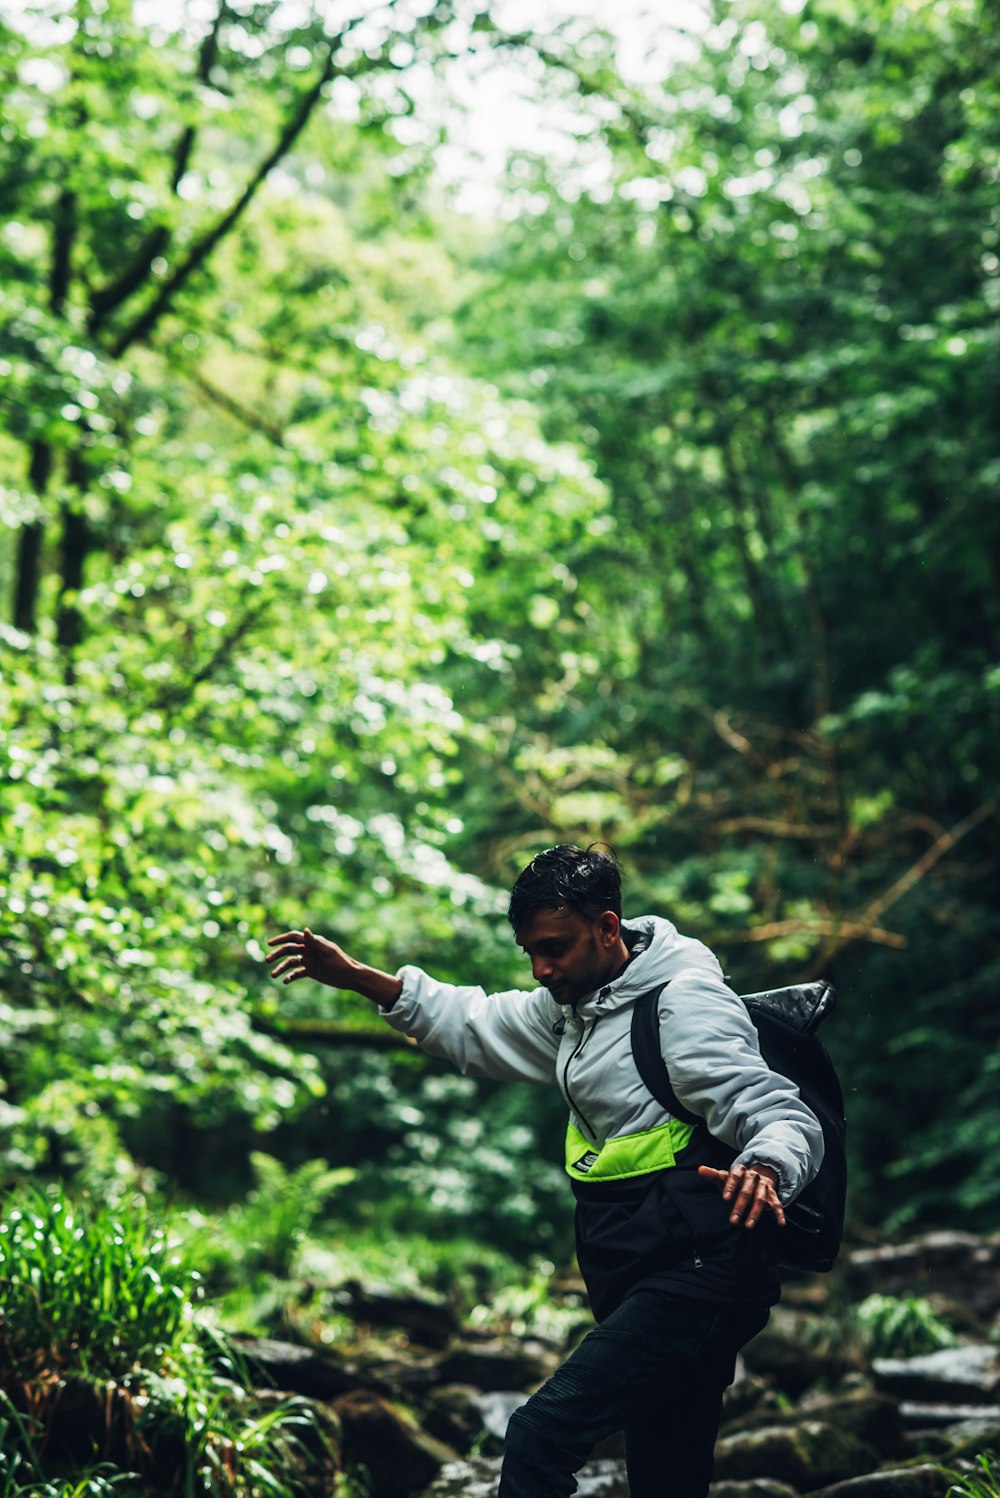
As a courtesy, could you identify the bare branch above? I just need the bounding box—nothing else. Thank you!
[729,918,907,950]
[88,3,226,333]
[717,817,842,840]
[110,39,343,358]
[252,1015,418,1049]
[793,792,1000,976]
[184,366,287,445]
[859,790,1000,928]
[152,600,271,716]
[713,710,767,766]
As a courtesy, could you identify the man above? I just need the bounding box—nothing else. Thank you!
[267,844,824,1498]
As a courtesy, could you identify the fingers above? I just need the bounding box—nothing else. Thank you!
[266,931,307,984]
[269,956,306,983]
[701,1162,787,1230]
[721,1156,784,1228]
[697,1166,729,1185]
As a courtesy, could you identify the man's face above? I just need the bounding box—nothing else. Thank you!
[514,905,621,1005]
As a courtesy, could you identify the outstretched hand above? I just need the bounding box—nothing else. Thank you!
[266,928,356,989]
[698,1162,786,1230]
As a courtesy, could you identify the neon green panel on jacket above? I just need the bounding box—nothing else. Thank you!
[564,1118,696,1183]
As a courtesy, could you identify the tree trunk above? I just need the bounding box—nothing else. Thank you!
[55,453,91,652]
[12,441,53,631]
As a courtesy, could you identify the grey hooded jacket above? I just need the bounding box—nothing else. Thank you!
[385,914,823,1204]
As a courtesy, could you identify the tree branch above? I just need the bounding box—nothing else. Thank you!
[858,791,1000,929]
[252,1014,418,1050]
[713,710,768,766]
[110,39,342,358]
[88,2,226,333]
[793,792,1000,976]
[717,817,842,839]
[729,918,907,950]
[184,366,287,444]
[151,600,271,715]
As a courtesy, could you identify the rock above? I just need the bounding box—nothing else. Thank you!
[722,1355,777,1423]
[422,1383,502,1455]
[790,1390,908,1460]
[422,1385,527,1456]
[422,1455,630,1497]
[723,1389,907,1462]
[713,1420,877,1490]
[349,1348,443,1398]
[898,1401,1000,1430]
[436,1337,555,1392]
[232,1335,360,1399]
[476,1389,529,1443]
[330,1280,460,1349]
[872,1345,1000,1404]
[938,1420,1000,1463]
[420,1457,503,1498]
[741,1310,854,1396]
[806,1464,950,1498]
[846,1234,1000,1321]
[711,1482,800,1498]
[253,1388,343,1481]
[332,1390,458,1498]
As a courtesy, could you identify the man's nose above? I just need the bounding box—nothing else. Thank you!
[531,957,553,985]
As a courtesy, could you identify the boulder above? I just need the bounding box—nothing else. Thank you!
[785,1390,908,1461]
[722,1355,779,1424]
[422,1385,525,1456]
[741,1310,854,1396]
[713,1420,877,1490]
[329,1280,460,1349]
[332,1390,458,1498]
[420,1457,504,1498]
[846,1234,1000,1321]
[436,1337,555,1392]
[872,1344,1000,1404]
[349,1348,444,1398]
[938,1420,1000,1463]
[711,1482,800,1498]
[898,1401,1000,1431]
[253,1388,342,1482]
[422,1383,501,1455]
[232,1335,361,1399]
[422,1456,630,1497]
[806,1464,950,1498]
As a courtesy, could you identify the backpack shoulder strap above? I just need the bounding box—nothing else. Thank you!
[629,982,701,1127]
[629,978,838,1119]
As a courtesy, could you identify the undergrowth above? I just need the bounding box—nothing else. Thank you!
[0,1186,334,1497]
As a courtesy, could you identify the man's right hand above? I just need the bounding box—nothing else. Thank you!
[266,928,403,1007]
[267,929,357,989]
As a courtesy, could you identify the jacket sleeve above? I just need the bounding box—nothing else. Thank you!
[380,966,561,1083]
[658,958,825,1203]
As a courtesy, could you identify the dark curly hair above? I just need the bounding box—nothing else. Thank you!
[507,844,622,929]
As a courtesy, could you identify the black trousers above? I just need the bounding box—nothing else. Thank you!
[498,1289,769,1498]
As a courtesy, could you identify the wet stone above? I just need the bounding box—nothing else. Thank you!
[873,1344,1000,1404]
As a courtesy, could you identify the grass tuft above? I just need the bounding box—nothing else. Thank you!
[0,1186,335,1497]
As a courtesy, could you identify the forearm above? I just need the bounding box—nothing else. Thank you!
[341,960,403,1008]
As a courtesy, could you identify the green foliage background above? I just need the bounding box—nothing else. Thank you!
[1,0,998,1273]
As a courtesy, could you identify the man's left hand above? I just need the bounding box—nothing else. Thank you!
[698,1162,786,1230]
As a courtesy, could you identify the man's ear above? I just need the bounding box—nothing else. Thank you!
[595,910,621,947]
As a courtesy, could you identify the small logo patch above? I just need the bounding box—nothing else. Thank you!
[572,1151,600,1174]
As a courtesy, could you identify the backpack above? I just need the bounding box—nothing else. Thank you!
[630,979,847,1273]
